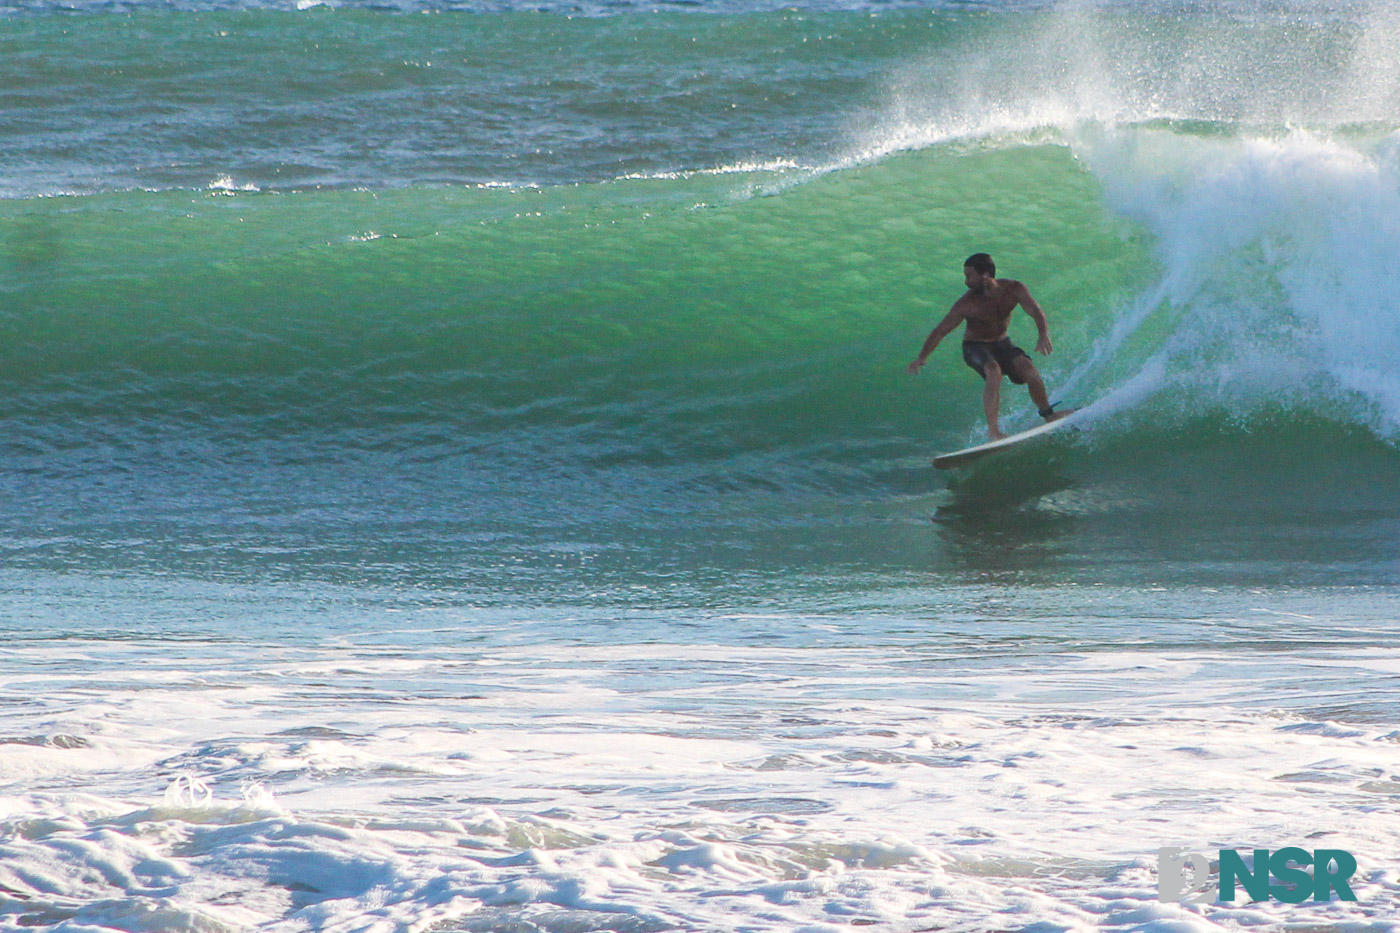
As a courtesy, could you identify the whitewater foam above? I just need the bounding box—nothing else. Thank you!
[3,599,1400,931]
[1057,126,1400,437]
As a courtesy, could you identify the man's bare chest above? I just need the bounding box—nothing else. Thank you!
[962,297,1016,327]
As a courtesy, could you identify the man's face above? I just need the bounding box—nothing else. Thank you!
[963,265,987,290]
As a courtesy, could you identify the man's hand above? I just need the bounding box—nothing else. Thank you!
[906,359,925,375]
[1035,334,1053,355]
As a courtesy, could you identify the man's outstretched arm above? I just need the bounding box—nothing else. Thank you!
[1016,283,1053,354]
[907,309,964,374]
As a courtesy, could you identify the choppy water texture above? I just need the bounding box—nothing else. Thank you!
[3,1,1400,931]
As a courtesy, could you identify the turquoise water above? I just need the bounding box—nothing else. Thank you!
[3,3,1400,931]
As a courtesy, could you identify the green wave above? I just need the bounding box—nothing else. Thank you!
[4,130,1399,507]
[0,142,1140,453]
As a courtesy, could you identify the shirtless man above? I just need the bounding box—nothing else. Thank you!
[906,253,1070,441]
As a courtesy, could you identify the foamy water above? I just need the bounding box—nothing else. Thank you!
[1022,124,1400,442]
[3,586,1399,931]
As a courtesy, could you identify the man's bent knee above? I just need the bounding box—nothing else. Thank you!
[983,361,1002,382]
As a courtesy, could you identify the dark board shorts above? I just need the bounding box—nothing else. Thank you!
[962,338,1030,384]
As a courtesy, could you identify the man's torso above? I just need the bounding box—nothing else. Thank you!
[957,279,1022,343]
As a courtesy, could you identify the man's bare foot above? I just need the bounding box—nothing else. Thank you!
[987,429,1007,442]
[1044,408,1076,422]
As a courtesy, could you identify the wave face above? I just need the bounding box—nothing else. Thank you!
[4,1,1400,586]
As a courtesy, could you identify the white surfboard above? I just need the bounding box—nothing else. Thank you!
[933,410,1082,469]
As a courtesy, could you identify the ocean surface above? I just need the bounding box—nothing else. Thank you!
[4,1,1400,930]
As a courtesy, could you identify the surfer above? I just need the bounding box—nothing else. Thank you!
[906,253,1072,441]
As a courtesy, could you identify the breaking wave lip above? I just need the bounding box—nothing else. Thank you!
[1074,125,1400,439]
[3,164,804,202]
[829,0,1400,169]
[614,158,809,182]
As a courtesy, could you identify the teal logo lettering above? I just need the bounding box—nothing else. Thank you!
[1158,847,1358,903]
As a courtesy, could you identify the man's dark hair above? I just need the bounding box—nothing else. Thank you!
[964,253,996,277]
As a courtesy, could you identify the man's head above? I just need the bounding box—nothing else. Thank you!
[963,254,996,275]
[963,252,996,288]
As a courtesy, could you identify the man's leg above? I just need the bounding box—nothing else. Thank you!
[983,360,1004,440]
[1011,357,1071,421]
